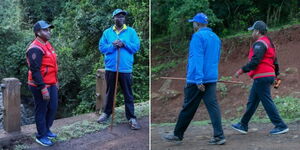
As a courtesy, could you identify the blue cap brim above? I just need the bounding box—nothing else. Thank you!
[248,27,254,31]
[113,11,127,18]
[188,19,194,22]
[42,24,54,29]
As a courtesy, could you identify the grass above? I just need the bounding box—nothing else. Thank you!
[217,83,228,97]
[14,144,30,150]
[151,120,212,127]
[221,19,300,39]
[151,59,183,75]
[219,76,232,81]
[39,101,149,142]
[273,96,300,119]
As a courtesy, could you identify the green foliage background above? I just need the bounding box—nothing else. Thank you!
[152,0,300,39]
[0,0,149,117]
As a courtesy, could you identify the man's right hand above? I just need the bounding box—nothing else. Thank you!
[41,87,50,100]
[197,84,205,92]
[113,40,119,48]
[113,40,124,48]
[234,69,244,78]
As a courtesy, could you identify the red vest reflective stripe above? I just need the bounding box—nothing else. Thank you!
[26,38,58,86]
[247,36,276,79]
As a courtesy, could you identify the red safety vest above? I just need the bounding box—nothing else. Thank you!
[26,38,58,86]
[248,36,276,79]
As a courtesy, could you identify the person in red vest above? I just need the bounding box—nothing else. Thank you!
[232,21,289,135]
[26,20,58,146]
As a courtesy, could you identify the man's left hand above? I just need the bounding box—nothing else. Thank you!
[274,77,281,89]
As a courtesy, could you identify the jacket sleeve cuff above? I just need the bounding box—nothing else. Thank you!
[196,81,203,85]
[241,66,249,73]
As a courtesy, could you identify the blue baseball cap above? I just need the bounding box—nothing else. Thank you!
[188,13,208,24]
[33,20,54,33]
[112,9,127,18]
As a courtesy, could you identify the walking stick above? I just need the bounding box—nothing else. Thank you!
[111,48,120,131]
[160,77,244,84]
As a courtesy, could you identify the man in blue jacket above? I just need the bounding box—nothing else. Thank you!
[97,9,141,130]
[163,13,225,145]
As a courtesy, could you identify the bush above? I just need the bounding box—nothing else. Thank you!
[168,0,221,39]
[274,96,300,119]
[0,0,149,117]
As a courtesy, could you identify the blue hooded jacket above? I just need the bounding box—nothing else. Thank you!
[186,27,221,84]
[99,25,140,73]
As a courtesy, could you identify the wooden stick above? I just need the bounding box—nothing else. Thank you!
[111,48,120,131]
[160,77,244,84]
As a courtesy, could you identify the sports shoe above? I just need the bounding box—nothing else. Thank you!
[270,127,289,135]
[231,123,248,134]
[129,118,141,130]
[97,113,109,124]
[208,137,226,145]
[47,131,57,139]
[35,137,53,146]
[163,133,182,143]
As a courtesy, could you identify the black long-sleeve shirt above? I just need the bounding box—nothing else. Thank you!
[26,48,45,89]
[241,41,279,76]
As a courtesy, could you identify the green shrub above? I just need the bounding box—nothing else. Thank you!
[274,96,300,119]
[0,0,149,117]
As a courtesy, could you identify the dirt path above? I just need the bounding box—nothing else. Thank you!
[26,116,149,150]
[151,120,300,150]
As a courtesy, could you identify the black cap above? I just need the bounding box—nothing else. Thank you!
[33,20,54,33]
[248,21,267,31]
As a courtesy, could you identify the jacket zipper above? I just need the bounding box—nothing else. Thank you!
[44,66,48,77]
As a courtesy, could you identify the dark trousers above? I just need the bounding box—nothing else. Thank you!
[104,70,136,120]
[174,83,224,140]
[29,85,58,138]
[240,77,287,129]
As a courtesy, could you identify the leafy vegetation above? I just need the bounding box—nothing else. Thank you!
[152,0,300,39]
[237,96,300,123]
[273,96,300,119]
[151,0,300,61]
[0,0,149,117]
[151,59,183,75]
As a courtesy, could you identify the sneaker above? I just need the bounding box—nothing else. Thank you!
[129,118,141,130]
[270,127,289,135]
[47,131,57,139]
[208,137,226,145]
[162,133,182,143]
[97,113,109,124]
[231,123,248,134]
[35,137,53,146]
